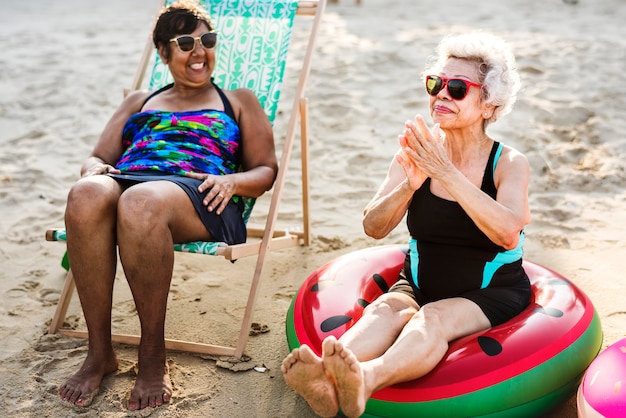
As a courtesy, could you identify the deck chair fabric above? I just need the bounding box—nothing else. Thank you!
[45,0,326,359]
[151,0,297,124]
[50,0,301,258]
[154,0,299,256]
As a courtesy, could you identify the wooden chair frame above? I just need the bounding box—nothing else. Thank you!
[46,0,326,359]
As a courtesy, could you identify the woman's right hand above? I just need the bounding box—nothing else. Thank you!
[395,116,435,190]
[82,160,120,177]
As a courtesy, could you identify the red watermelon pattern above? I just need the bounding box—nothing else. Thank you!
[286,245,603,417]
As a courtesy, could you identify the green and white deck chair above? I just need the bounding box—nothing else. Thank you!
[45,0,326,359]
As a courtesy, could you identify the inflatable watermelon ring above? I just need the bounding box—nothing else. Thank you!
[577,337,626,417]
[286,245,603,417]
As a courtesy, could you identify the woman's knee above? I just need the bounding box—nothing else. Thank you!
[364,293,418,321]
[65,177,120,225]
[411,303,461,343]
[415,304,445,329]
[117,186,169,233]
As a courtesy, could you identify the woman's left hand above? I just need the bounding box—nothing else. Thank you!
[185,172,235,215]
[399,115,451,180]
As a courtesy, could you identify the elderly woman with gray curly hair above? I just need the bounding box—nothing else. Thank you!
[282,31,531,418]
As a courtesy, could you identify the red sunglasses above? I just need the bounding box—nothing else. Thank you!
[425,75,482,100]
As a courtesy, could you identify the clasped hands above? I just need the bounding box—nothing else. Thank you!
[396,114,449,189]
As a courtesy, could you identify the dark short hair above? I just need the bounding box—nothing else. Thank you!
[153,0,214,60]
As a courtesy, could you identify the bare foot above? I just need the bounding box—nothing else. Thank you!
[281,344,339,417]
[58,350,119,407]
[322,336,367,418]
[128,362,172,410]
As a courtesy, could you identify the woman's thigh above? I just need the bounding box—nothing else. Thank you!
[414,297,492,343]
[118,180,211,243]
[342,292,419,360]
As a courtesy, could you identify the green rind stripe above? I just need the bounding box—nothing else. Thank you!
[285,304,602,418]
[285,295,300,351]
[362,311,602,417]
[362,376,583,418]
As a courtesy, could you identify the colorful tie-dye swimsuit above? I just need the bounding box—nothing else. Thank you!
[109,83,246,245]
[116,108,240,176]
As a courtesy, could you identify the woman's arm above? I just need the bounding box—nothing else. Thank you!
[363,159,412,239]
[363,153,424,240]
[81,90,149,176]
[220,89,278,198]
[230,88,278,197]
[401,116,530,250]
[190,88,278,215]
[438,146,531,250]
[363,120,435,240]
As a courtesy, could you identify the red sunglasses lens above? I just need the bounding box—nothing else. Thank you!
[425,76,471,100]
[426,76,443,95]
[446,79,469,99]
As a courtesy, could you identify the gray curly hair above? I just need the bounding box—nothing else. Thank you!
[423,32,521,128]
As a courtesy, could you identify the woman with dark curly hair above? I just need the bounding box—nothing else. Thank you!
[58,0,277,410]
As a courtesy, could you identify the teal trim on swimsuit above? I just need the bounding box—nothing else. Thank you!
[409,238,420,289]
[480,141,520,288]
[493,142,503,174]
[481,232,525,289]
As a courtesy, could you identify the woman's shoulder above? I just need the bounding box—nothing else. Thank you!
[494,142,529,177]
[219,87,267,124]
[104,90,153,129]
[498,142,527,163]
[120,89,153,113]
[222,87,260,106]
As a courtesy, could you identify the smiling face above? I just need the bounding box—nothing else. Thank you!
[429,58,492,131]
[159,21,216,88]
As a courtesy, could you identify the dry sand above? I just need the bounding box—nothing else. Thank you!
[1,0,625,416]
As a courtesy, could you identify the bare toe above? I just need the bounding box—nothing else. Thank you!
[322,338,366,418]
[128,365,172,410]
[58,352,118,407]
[282,345,339,417]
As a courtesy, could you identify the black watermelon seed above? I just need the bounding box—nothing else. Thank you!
[372,273,389,293]
[320,315,352,332]
[357,298,369,308]
[477,336,503,356]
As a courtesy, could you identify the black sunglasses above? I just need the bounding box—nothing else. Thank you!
[169,32,217,53]
[425,75,482,100]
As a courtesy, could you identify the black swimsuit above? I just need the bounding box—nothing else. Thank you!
[391,141,531,326]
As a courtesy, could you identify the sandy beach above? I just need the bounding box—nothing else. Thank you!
[1,0,625,416]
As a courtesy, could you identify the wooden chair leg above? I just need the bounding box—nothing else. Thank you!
[49,268,240,357]
[49,269,76,334]
[234,239,270,358]
[300,97,311,247]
